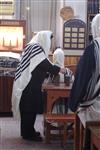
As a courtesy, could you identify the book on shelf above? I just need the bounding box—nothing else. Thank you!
[94,0,99,13]
[87,0,99,14]
[87,0,92,13]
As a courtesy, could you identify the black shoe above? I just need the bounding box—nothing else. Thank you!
[22,135,43,142]
[21,131,41,138]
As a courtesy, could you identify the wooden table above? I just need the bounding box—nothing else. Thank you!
[42,82,76,149]
[90,126,100,150]
[75,115,100,150]
[42,82,72,113]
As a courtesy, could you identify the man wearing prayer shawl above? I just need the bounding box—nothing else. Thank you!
[11,31,66,141]
[52,47,73,114]
[69,13,100,126]
[53,47,65,82]
[69,14,100,149]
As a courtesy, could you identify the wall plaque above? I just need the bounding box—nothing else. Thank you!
[63,19,86,50]
[0,20,26,53]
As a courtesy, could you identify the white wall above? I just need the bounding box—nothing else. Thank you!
[64,0,87,22]
[15,0,87,48]
[55,0,87,47]
[19,0,57,43]
[55,1,63,48]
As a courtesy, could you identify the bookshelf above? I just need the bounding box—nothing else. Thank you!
[87,0,100,45]
[0,20,26,114]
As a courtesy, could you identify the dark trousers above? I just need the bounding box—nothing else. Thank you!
[20,111,37,137]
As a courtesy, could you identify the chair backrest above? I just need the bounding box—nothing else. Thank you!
[84,121,100,150]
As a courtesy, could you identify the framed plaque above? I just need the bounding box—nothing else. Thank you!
[0,0,14,15]
[63,19,86,50]
[0,20,26,53]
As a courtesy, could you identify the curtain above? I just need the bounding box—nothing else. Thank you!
[19,0,57,46]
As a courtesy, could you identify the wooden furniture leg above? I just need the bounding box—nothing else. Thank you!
[74,114,81,150]
[80,121,84,150]
[44,113,75,149]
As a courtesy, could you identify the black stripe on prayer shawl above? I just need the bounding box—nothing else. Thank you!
[15,44,36,79]
[15,44,45,81]
[21,44,40,63]
[15,44,33,75]
[20,47,42,70]
[92,75,100,99]
[15,45,44,80]
[84,40,100,102]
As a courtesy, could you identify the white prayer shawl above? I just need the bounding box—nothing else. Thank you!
[11,31,52,119]
[78,14,100,127]
[53,48,64,67]
[52,48,74,82]
[53,48,65,82]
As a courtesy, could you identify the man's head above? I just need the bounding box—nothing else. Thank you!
[91,14,100,39]
[29,30,53,57]
[53,48,64,67]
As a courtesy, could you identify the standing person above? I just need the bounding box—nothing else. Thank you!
[69,14,100,149]
[11,31,66,141]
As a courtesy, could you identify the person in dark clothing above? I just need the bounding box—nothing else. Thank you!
[11,31,66,141]
[69,14,100,150]
[69,14,100,126]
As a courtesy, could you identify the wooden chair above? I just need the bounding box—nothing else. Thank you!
[44,97,76,149]
[44,113,75,148]
[74,114,84,150]
[89,122,100,150]
[85,121,100,150]
[74,114,100,150]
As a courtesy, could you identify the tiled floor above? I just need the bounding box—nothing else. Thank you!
[0,115,73,150]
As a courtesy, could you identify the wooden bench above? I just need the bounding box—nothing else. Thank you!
[87,121,100,150]
[75,114,100,150]
[44,113,76,149]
